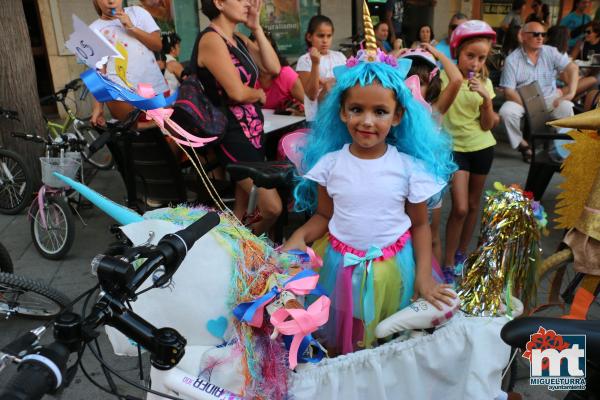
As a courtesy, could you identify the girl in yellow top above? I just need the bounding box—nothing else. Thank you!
[441,21,500,272]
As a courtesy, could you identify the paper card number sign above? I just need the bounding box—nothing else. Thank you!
[65,14,122,69]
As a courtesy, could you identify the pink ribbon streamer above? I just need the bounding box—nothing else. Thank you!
[137,84,217,148]
[270,295,331,369]
[305,246,323,269]
[248,273,320,327]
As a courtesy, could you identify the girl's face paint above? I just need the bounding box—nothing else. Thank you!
[340,82,402,159]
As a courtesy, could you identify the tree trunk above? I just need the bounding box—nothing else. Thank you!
[0,0,46,185]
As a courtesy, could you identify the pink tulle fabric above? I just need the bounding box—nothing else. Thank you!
[327,232,412,354]
[328,231,411,261]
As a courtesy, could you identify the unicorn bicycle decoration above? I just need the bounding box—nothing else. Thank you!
[0,3,529,399]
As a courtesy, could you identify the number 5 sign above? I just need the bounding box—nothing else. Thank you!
[65,14,122,69]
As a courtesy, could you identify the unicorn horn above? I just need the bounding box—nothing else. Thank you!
[547,108,600,130]
[363,0,378,55]
[53,172,143,225]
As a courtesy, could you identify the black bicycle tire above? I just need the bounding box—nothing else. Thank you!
[0,272,70,318]
[76,123,114,170]
[0,148,35,215]
[30,196,75,260]
[0,242,14,274]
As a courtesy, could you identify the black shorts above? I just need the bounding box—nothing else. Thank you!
[453,146,494,175]
[217,125,266,181]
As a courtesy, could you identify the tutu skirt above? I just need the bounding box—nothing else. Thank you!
[312,232,444,355]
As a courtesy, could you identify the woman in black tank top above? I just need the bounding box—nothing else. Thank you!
[196,0,283,236]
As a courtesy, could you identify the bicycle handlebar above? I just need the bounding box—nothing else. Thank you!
[126,211,220,293]
[39,79,82,107]
[0,342,70,400]
[10,132,46,144]
[87,131,111,156]
[0,212,220,400]
[94,110,142,134]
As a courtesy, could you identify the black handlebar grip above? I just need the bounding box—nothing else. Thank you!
[0,343,69,400]
[1,332,38,356]
[10,132,46,144]
[88,131,112,155]
[151,212,220,287]
[172,211,220,252]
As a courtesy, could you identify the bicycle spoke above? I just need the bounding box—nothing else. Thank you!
[33,202,68,254]
[0,287,61,315]
[0,155,28,211]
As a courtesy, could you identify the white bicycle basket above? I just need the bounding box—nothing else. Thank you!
[40,156,79,188]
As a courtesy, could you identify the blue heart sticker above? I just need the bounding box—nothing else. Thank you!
[206,316,228,339]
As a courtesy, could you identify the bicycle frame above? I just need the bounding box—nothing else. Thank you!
[46,102,76,140]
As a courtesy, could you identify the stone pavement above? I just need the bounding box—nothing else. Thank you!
[0,141,582,399]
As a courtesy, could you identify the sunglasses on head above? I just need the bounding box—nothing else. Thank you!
[525,31,547,38]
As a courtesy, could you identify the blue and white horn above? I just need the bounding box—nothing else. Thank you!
[53,172,143,225]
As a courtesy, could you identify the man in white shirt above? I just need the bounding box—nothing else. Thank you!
[499,21,579,161]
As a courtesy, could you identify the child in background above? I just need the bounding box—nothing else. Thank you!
[296,15,347,122]
[282,51,456,355]
[90,0,166,125]
[256,32,305,114]
[399,43,462,266]
[162,33,184,95]
[442,20,500,276]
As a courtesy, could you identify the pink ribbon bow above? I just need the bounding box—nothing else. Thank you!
[270,295,331,369]
[137,84,217,148]
[246,272,320,328]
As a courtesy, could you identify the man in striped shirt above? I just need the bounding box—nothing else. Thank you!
[499,21,579,162]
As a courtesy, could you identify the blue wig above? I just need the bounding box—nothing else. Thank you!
[294,61,457,212]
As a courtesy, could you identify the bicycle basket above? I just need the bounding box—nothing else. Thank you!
[65,151,82,161]
[40,157,79,188]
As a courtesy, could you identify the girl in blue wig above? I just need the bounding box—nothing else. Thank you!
[282,53,457,355]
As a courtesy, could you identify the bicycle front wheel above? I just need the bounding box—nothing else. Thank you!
[0,242,14,273]
[75,121,114,170]
[0,149,34,215]
[0,272,70,318]
[30,196,75,260]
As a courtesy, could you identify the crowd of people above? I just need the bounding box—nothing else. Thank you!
[86,0,595,383]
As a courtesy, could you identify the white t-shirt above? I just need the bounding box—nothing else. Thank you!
[304,144,444,250]
[90,6,168,94]
[164,54,180,95]
[295,50,346,121]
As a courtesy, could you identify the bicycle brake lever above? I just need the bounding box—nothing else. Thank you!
[1,326,46,358]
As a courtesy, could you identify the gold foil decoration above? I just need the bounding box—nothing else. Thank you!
[576,164,600,241]
[458,184,542,316]
[554,130,600,229]
[362,0,378,55]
